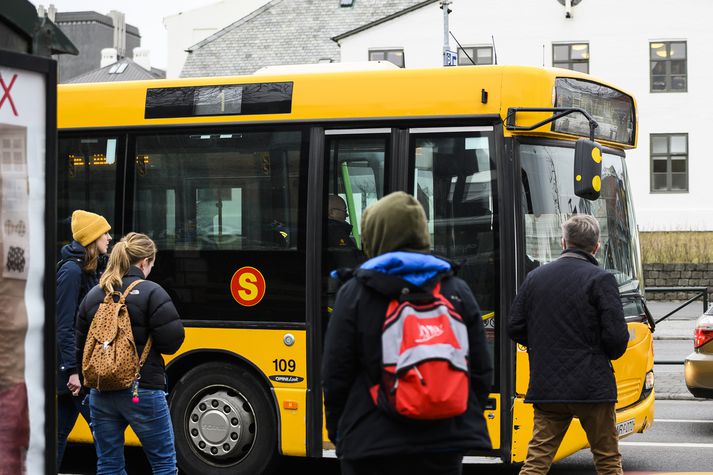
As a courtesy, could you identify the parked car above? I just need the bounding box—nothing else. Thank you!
[684,306,713,398]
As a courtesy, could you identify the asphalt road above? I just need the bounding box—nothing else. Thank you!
[63,400,713,474]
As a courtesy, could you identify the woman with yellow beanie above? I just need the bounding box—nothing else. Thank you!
[56,210,112,470]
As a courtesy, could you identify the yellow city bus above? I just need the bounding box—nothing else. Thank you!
[57,65,655,474]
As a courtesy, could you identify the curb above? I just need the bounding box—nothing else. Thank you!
[655,393,697,401]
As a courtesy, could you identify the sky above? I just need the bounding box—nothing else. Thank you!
[29,0,220,70]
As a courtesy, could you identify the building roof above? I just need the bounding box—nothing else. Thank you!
[181,0,437,77]
[65,58,165,83]
[55,11,140,37]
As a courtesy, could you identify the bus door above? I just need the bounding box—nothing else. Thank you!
[320,128,389,445]
[408,126,502,452]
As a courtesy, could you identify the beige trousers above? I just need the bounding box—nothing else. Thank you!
[519,402,623,475]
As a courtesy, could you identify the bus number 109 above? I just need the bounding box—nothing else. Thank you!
[273,358,296,372]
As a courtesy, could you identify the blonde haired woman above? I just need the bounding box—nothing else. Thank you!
[75,232,184,474]
[56,210,112,469]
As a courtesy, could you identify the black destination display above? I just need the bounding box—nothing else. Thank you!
[145,82,293,118]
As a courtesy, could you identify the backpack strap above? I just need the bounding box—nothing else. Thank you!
[120,279,144,303]
[120,279,152,363]
[56,257,82,272]
[121,279,152,385]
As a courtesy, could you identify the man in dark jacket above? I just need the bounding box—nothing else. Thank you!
[322,191,492,475]
[326,194,356,248]
[508,214,629,475]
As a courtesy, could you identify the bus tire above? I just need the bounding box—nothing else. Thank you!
[170,362,280,475]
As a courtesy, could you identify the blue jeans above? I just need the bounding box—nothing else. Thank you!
[57,391,92,469]
[89,388,177,475]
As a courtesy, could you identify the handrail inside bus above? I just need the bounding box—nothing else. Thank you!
[340,161,361,248]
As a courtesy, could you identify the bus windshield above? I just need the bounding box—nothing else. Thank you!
[519,142,643,294]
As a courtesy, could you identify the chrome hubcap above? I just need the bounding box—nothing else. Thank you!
[188,388,255,460]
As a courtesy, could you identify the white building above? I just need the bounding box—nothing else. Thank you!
[335,0,711,232]
[163,0,270,78]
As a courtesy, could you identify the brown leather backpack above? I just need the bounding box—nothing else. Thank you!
[82,280,152,391]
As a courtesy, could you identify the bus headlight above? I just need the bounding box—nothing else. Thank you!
[644,370,655,390]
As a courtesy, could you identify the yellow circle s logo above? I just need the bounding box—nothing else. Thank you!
[230,266,266,306]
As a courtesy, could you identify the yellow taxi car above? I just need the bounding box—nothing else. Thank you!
[684,305,713,398]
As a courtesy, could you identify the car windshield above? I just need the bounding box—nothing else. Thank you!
[519,142,643,294]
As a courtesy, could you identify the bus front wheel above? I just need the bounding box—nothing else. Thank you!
[170,362,280,475]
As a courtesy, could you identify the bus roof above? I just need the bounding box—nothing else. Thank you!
[57,65,637,148]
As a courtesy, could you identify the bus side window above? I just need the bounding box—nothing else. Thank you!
[133,131,302,251]
[57,136,119,248]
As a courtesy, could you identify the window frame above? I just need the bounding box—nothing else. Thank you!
[650,133,689,193]
[552,42,589,73]
[457,45,494,66]
[368,48,405,68]
[649,41,687,93]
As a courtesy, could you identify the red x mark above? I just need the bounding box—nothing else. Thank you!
[0,73,18,117]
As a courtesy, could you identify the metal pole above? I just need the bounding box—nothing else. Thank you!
[441,0,451,65]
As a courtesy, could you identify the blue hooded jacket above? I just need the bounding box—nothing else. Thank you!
[359,251,451,286]
[56,241,104,390]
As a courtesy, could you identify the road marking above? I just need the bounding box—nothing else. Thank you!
[620,441,713,448]
[654,418,712,423]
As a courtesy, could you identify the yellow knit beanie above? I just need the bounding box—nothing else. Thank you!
[71,210,111,247]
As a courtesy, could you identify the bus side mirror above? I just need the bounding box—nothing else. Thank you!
[574,139,602,200]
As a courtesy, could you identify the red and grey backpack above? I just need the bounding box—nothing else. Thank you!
[368,277,470,420]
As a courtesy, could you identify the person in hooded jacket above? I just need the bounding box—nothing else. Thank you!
[56,209,112,468]
[508,214,629,475]
[321,191,493,475]
[75,232,185,475]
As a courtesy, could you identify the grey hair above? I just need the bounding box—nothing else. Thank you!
[561,214,600,252]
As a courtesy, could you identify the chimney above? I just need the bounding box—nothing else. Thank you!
[108,10,126,57]
[36,4,56,21]
[101,48,118,68]
[133,47,151,71]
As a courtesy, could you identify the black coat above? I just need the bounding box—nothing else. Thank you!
[75,266,185,390]
[508,248,629,403]
[322,267,493,460]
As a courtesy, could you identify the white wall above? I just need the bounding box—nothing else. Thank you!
[338,0,713,231]
[163,0,270,78]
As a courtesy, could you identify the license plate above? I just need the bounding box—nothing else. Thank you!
[616,418,635,437]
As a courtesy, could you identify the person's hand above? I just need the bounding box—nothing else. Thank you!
[67,373,82,396]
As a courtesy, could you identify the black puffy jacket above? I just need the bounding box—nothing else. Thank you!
[75,266,185,390]
[508,248,629,403]
[322,253,493,460]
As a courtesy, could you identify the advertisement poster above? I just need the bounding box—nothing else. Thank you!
[0,58,49,474]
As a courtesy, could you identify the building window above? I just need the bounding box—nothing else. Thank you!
[552,43,589,73]
[650,41,687,92]
[369,49,404,68]
[651,133,688,192]
[457,46,493,66]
